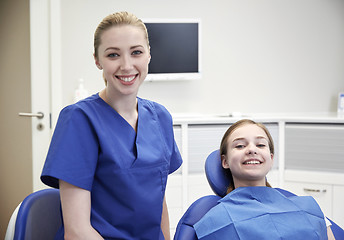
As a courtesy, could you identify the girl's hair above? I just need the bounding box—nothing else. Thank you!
[220,119,274,194]
[93,11,149,60]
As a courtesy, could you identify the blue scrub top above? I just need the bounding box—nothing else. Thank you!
[41,94,183,240]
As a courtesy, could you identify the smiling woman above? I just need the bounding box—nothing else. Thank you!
[40,11,182,240]
[95,24,151,100]
[193,119,335,240]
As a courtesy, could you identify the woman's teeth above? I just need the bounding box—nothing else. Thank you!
[118,76,135,82]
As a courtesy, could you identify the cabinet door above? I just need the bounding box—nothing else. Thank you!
[333,185,344,228]
[188,124,230,173]
[165,173,183,237]
[187,173,214,206]
[284,181,332,219]
[173,125,182,153]
[285,124,344,172]
[173,125,182,174]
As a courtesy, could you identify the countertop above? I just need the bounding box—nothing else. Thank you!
[172,112,344,124]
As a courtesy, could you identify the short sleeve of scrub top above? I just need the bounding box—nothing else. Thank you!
[41,94,183,239]
[41,103,99,190]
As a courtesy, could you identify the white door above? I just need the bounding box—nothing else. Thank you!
[0,1,60,237]
[27,0,62,191]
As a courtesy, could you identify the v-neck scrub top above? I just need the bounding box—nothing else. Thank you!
[41,94,183,240]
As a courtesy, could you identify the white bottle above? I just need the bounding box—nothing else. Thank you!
[74,78,89,102]
[338,92,344,116]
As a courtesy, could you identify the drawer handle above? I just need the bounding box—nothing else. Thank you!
[303,188,326,193]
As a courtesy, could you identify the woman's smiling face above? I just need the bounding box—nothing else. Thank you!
[95,25,151,97]
[222,123,274,188]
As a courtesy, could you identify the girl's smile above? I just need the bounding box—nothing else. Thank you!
[222,124,274,188]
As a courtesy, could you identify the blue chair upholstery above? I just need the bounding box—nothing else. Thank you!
[174,150,344,240]
[5,188,62,240]
[174,195,220,240]
[204,150,230,197]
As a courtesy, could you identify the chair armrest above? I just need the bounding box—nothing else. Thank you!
[174,195,220,240]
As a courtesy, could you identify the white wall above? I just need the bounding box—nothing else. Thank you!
[59,0,344,115]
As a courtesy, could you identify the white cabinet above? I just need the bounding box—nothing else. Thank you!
[284,178,344,228]
[333,185,344,228]
[165,173,183,238]
[187,174,214,205]
[284,180,333,218]
[188,124,230,173]
[285,123,344,173]
[284,123,344,228]
[284,170,344,228]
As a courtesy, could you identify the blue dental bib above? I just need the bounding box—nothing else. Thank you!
[194,187,327,240]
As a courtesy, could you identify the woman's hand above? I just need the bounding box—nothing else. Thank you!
[59,180,104,240]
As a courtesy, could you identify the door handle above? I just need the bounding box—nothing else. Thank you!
[303,188,327,193]
[18,112,44,119]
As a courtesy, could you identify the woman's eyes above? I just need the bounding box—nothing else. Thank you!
[132,50,143,55]
[107,50,142,58]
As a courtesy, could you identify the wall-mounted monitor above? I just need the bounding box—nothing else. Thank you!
[143,19,201,81]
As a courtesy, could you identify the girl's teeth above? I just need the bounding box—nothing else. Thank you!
[244,160,260,165]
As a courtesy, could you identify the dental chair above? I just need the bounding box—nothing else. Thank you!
[5,188,62,240]
[173,150,344,240]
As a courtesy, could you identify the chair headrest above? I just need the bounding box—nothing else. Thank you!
[205,150,232,197]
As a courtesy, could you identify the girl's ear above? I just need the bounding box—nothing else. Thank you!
[269,153,274,171]
[222,155,230,169]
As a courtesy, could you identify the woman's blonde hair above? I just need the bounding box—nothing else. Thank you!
[220,119,274,194]
[93,11,149,60]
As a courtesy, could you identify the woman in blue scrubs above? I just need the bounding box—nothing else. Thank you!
[41,11,182,240]
[194,119,335,240]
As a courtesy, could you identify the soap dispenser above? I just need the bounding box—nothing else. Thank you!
[74,78,89,102]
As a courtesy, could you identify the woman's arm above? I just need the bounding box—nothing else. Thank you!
[161,195,171,240]
[59,180,103,240]
[327,226,336,240]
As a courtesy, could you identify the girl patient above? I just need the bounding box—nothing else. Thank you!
[194,119,335,240]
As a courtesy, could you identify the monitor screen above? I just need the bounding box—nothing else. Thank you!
[144,20,201,81]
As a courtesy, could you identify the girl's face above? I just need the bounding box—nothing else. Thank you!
[95,25,150,97]
[222,124,274,188]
